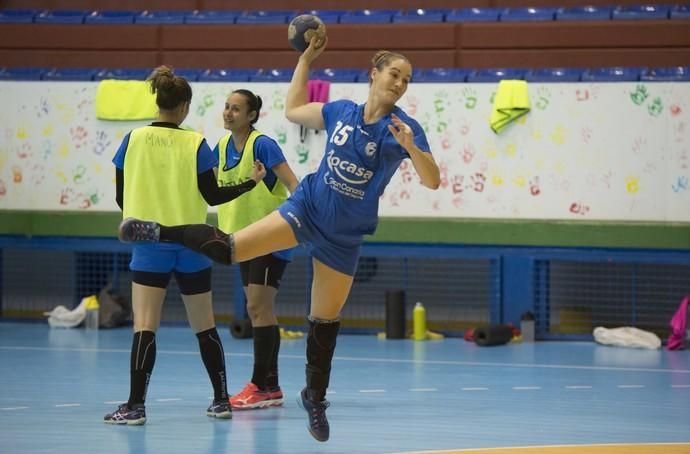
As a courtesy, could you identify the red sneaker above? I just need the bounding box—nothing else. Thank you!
[230,383,284,410]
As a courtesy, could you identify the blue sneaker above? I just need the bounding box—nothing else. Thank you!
[104,403,146,425]
[118,218,160,243]
[296,388,330,442]
[207,399,232,419]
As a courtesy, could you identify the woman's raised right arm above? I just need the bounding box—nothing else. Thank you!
[285,36,327,130]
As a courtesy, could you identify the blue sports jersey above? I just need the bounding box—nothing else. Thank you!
[212,134,287,192]
[293,99,431,237]
[112,123,217,173]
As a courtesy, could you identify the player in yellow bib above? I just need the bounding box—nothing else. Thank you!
[105,66,265,425]
[214,89,299,410]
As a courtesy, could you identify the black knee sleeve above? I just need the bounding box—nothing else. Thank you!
[197,327,228,401]
[182,225,234,265]
[267,325,281,388]
[305,318,340,395]
[252,325,277,390]
[131,330,157,373]
[128,330,156,406]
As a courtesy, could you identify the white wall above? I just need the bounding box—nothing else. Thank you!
[1,81,688,221]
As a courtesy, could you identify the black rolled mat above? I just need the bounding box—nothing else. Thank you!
[230,318,253,339]
[474,325,514,346]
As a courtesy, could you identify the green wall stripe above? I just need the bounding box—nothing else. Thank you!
[0,211,688,249]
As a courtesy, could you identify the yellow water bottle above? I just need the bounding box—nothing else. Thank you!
[413,302,427,341]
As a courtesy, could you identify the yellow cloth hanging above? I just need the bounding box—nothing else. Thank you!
[490,80,531,134]
[95,80,158,121]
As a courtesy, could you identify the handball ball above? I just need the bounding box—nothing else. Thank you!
[288,14,326,52]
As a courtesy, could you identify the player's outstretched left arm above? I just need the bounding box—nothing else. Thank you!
[388,113,440,189]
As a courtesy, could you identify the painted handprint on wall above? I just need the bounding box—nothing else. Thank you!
[535,87,551,110]
[569,201,590,215]
[625,176,640,194]
[630,85,649,106]
[93,130,111,156]
[405,95,418,116]
[672,176,688,193]
[471,172,486,193]
[70,126,88,149]
[647,97,663,117]
[459,87,477,110]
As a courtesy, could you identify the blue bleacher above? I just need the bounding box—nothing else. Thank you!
[42,68,97,81]
[197,69,253,82]
[250,68,293,82]
[612,5,670,20]
[640,66,690,81]
[339,10,396,24]
[302,10,345,24]
[93,68,150,81]
[0,9,37,23]
[524,67,582,82]
[413,68,471,82]
[556,6,613,21]
[500,7,556,22]
[135,11,188,24]
[3,66,689,84]
[34,10,88,24]
[392,9,447,23]
[466,68,526,82]
[84,11,136,24]
[184,10,239,24]
[580,67,643,81]
[173,69,204,81]
[3,5,686,26]
[670,4,690,19]
[445,8,501,23]
[0,67,46,80]
[311,68,360,82]
[235,11,294,25]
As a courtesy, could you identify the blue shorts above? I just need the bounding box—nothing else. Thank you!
[278,198,361,276]
[130,243,212,273]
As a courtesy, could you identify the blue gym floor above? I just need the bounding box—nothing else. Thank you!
[1,322,689,454]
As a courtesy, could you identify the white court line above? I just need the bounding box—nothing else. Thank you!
[671,384,690,388]
[512,386,541,390]
[1,406,29,411]
[390,441,690,454]
[409,388,438,392]
[2,345,688,374]
[565,385,593,389]
[618,384,645,388]
[55,403,80,407]
[359,389,386,393]
[156,398,182,402]
[104,401,122,404]
[332,354,690,374]
[461,387,489,391]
